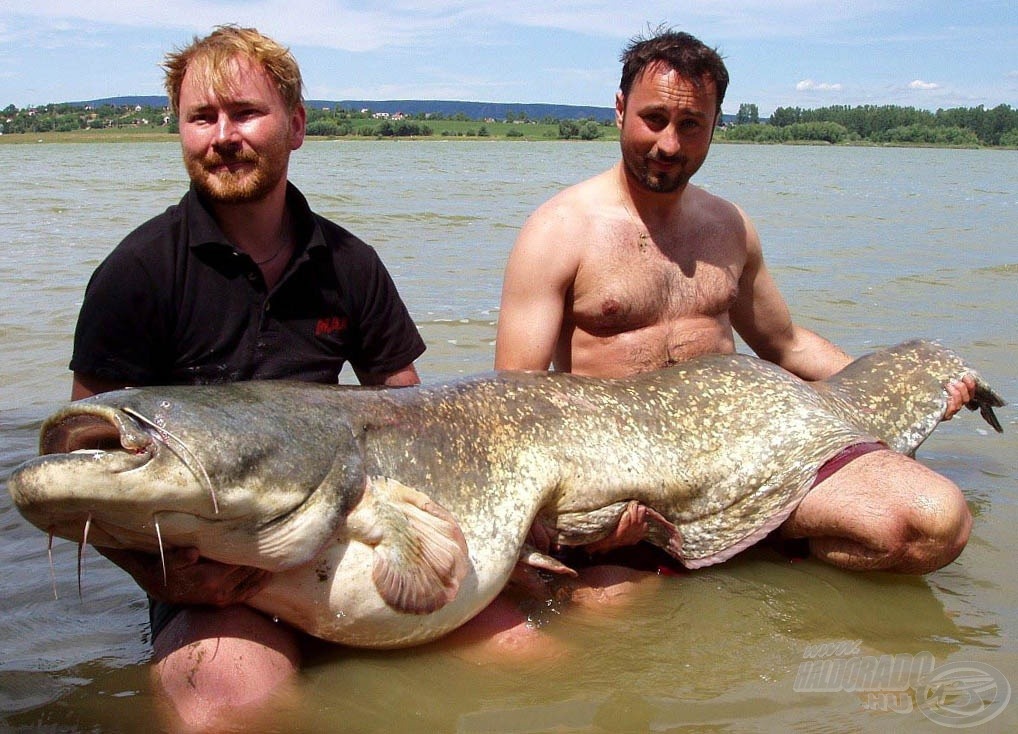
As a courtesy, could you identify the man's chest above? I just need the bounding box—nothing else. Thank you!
[166,266,356,382]
[571,254,740,336]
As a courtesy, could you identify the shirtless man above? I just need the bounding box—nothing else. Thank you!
[495,28,974,575]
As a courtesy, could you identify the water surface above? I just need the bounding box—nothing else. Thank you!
[1,141,1015,732]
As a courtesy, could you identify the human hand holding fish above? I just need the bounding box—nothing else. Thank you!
[97,546,270,606]
[944,374,978,419]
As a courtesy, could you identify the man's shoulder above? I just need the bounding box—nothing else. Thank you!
[682,185,758,255]
[303,213,401,287]
[105,194,190,262]
[554,167,614,203]
[528,170,613,229]
[687,184,745,221]
[285,181,379,263]
[308,212,379,260]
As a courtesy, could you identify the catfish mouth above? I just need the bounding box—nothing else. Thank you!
[38,407,218,511]
[41,412,146,456]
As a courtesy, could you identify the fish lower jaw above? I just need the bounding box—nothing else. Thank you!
[34,516,164,553]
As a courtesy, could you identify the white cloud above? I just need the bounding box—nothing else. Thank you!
[0,0,928,49]
[796,79,843,92]
[2,1,1012,111]
[2,1,431,52]
[908,79,940,90]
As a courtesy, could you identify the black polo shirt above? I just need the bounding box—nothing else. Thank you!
[71,183,425,386]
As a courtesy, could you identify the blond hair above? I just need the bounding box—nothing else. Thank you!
[163,25,304,115]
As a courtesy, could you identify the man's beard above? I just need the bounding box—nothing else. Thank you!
[618,120,707,194]
[185,146,287,204]
[619,142,694,194]
[623,157,689,194]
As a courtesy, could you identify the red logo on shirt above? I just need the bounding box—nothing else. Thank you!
[315,316,349,337]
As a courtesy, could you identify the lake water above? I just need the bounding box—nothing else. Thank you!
[1,140,1016,732]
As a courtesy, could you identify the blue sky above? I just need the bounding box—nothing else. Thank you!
[2,1,1015,115]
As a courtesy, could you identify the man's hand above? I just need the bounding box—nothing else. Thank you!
[97,547,270,606]
[585,501,650,554]
[944,375,977,420]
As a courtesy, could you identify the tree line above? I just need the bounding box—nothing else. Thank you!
[4,100,1015,147]
[724,103,1017,147]
[303,107,607,140]
[1,102,168,134]
[0,101,610,141]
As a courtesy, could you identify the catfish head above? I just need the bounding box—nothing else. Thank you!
[8,382,368,572]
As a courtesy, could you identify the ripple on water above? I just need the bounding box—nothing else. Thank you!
[1,141,1016,731]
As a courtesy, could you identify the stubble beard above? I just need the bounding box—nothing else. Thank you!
[618,122,702,194]
[619,133,696,194]
[623,156,689,194]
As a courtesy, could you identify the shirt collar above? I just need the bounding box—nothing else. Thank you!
[185,182,324,257]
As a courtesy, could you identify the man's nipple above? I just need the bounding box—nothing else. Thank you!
[601,298,623,317]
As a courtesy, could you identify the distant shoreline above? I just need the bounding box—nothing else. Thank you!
[0,129,1006,150]
[0,130,179,144]
[0,130,609,145]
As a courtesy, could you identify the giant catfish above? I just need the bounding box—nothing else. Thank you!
[7,340,1005,647]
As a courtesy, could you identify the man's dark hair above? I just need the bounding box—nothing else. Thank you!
[619,27,729,114]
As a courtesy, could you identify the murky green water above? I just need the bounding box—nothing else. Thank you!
[1,140,1015,732]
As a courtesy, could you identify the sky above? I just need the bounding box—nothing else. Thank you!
[1,1,1015,116]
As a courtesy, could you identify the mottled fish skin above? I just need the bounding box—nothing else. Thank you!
[815,339,1004,454]
[7,340,1005,647]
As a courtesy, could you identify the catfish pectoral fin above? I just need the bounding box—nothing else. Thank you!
[347,476,469,615]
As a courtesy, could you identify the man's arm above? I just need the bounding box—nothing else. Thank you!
[355,363,421,386]
[71,373,131,400]
[727,213,974,415]
[727,211,852,380]
[494,207,579,371]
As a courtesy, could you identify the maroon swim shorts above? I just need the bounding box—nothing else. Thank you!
[811,441,888,488]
